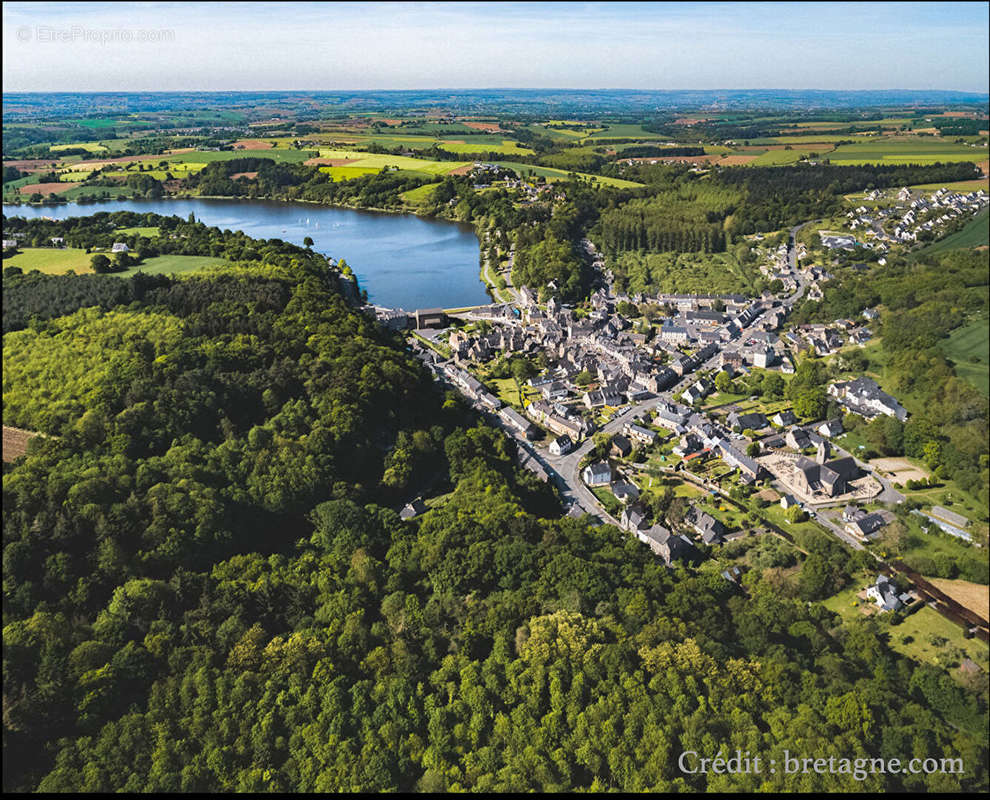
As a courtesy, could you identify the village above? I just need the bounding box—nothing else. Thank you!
[352,164,989,646]
[364,213,978,621]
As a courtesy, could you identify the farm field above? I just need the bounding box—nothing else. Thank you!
[907,178,990,192]
[18,181,81,196]
[828,138,986,165]
[582,123,667,141]
[166,148,318,164]
[313,149,470,175]
[750,145,835,165]
[926,578,990,619]
[939,313,989,396]
[50,142,109,153]
[2,247,94,274]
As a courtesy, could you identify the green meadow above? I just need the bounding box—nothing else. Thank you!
[913,208,989,258]
[2,247,95,274]
[939,314,989,396]
[828,138,985,165]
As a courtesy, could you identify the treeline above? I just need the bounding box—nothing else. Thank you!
[612,145,706,158]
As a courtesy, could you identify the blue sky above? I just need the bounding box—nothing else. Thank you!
[3,1,988,92]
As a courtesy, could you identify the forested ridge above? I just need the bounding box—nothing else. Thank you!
[3,215,988,791]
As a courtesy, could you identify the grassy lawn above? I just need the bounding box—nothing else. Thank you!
[491,377,526,409]
[2,247,94,274]
[888,607,990,672]
[822,578,876,623]
[591,486,622,516]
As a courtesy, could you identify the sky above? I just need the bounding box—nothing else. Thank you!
[3,1,989,93]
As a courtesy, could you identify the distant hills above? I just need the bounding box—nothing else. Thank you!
[4,88,989,119]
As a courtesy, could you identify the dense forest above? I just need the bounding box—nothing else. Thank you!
[3,216,988,790]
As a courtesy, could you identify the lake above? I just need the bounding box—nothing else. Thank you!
[2,198,488,310]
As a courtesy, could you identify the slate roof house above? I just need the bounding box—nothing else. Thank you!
[686,508,727,545]
[400,497,428,520]
[610,434,633,458]
[548,434,573,456]
[582,461,612,487]
[829,377,908,422]
[866,574,911,612]
[772,409,798,427]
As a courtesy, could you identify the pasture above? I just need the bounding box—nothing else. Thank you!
[114,226,161,237]
[122,255,228,275]
[399,182,440,206]
[2,247,95,274]
[828,138,985,165]
[914,208,989,258]
[939,314,989,396]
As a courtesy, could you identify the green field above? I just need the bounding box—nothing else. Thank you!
[582,123,667,141]
[50,142,108,153]
[314,149,470,176]
[114,226,161,238]
[828,138,986,165]
[437,139,534,156]
[122,255,228,275]
[907,178,990,193]
[492,160,642,188]
[399,182,440,206]
[2,247,95,274]
[166,148,319,164]
[1,248,229,277]
[939,314,989,396]
[318,165,385,181]
[750,146,833,166]
[913,208,989,258]
[825,584,989,673]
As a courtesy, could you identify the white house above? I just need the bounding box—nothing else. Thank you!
[582,461,612,487]
[548,435,573,456]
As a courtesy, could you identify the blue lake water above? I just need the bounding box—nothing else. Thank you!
[2,198,488,310]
